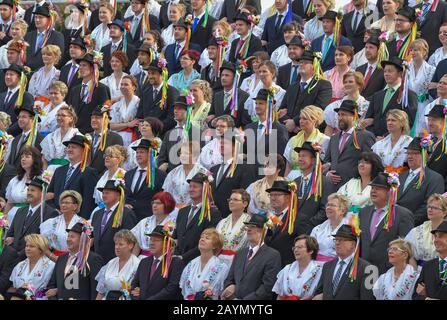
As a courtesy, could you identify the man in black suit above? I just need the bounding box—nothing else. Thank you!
[211,131,257,217]
[413,221,447,300]
[91,180,137,263]
[59,36,86,95]
[426,104,447,188]
[23,0,47,32]
[134,43,153,97]
[341,0,371,53]
[276,35,304,90]
[355,35,386,100]
[131,225,184,300]
[7,104,44,168]
[0,160,14,198]
[292,0,315,21]
[279,50,332,134]
[100,19,136,77]
[397,137,444,226]
[66,53,111,134]
[207,61,251,129]
[173,172,221,264]
[362,57,417,138]
[0,0,13,46]
[47,135,99,219]
[125,0,161,48]
[136,57,179,134]
[324,100,375,192]
[359,172,414,274]
[5,177,58,259]
[386,7,416,59]
[0,63,34,136]
[314,225,374,300]
[125,139,166,221]
[222,214,282,300]
[24,5,64,70]
[88,106,124,175]
[189,0,217,51]
[0,245,18,296]
[46,222,104,300]
[200,37,223,91]
[220,0,261,23]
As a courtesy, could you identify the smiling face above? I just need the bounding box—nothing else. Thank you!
[433,232,447,256]
[4,69,19,87]
[406,148,422,170]
[293,239,312,261]
[342,75,360,96]
[370,185,389,207]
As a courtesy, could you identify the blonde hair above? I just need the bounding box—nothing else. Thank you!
[201,228,224,255]
[60,190,83,212]
[57,105,78,127]
[99,2,115,15]
[114,229,138,246]
[343,71,365,91]
[428,194,447,215]
[316,0,335,10]
[409,38,430,60]
[0,111,11,128]
[11,19,28,35]
[105,145,128,164]
[212,20,232,38]
[42,44,62,64]
[24,234,50,254]
[191,79,213,104]
[389,238,413,263]
[386,109,410,135]
[170,3,186,16]
[300,105,324,127]
[49,81,68,97]
[327,193,351,216]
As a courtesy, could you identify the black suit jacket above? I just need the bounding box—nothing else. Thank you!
[66,82,111,134]
[0,245,19,295]
[7,131,43,168]
[415,1,447,56]
[189,15,217,51]
[61,28,85,66]
[164,41,202,76]
[47,251,104,300]
[91,206,137,263]
[124,14,161,49]
[356,63,386,100]
[124,167,166,221]
[277,63,300,90]
[136,85,179,134]
[430,59,447,99]
[88,130,124,175]
[59,61,83,96]
[0,163,15,197]
[131,255,184,300]
[262,13,303,55]
[100,41,136,77]
[47,165,99,219]
[229,35,263,78]
[279,77,332,125]
[173,205,221,264]
[200,64,223,91]
[427,141,447,189]
[315,257,375,300]
[292,0,316,21]
[209,89,251,129]
[365,87,417,137]
[413,257,447,300]
[359,204,414,274]
[0,23,12,47]
[220,0,261,23]
[0,90,35,136]
[341,10,372,53]
[24,29,65,70]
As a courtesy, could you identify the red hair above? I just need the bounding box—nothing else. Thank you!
[152,192,176,214]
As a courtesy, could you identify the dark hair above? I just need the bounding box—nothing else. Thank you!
[266,153,286,173]
[294,235,319,260]
[122,74,138,88]
[152,191,176,214]
[230,189,251,211]
[354,151,385,179]
[243,5,258,15]
[142,117,164,137]
[148,30,164,53]
[17,146,42,180]
[282,21,302,33]
[336,45,355,64]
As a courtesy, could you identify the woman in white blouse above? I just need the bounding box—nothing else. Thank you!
[373,239,419,300]
[0,19,28,69]
[270,22,300,69]
[370,0,400,33]
[310,194,349,263]
[110,75,140,147]
[96,230,141,300]
[179,228,229,300]
[273,235,323,300]
[41,106,80,173]
[303,0,333,42]
[28,45,61,98]
[39,81,70,136]
[41,191,85,260]
[8,234,55,300]
[160,3,186,49]
[100,51,129,101]
[428,24,447,67]
[131,191,177,259]
[162,141,205,208]
[372,109,412,172]
[90,2,114,51]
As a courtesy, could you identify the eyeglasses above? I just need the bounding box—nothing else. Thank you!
[326,203,340,209]
[227,198,243,203]
[151,201,163,205]
[103,154,117,159]
[428,205,443,211]
[387,247,405,253]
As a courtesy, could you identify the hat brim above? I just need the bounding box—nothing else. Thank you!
[293,146,317,156]
[333,107,355,114]
[107,23,125,31]
[63,140,84,148]
[243,222,264,227]
[66,228,82,234]
[75,57,94,65]
[69,42,86,50]
[174,102,188,108]
[25,182,43,188]
[33,11,50,18]
[332,233,357,241]
[145,232,165,237]
[146,66,163,73]
[380,61,403,71]
[431,228,447,234]
[265,187,290,193]
[131,145,150,151]
[97,186,120,192]
[368,182,390,189]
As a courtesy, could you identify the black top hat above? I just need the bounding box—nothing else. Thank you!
[298,50,315,62]
[381,56,404,71]
[426,105,445,119]
[91,105,112,119]
[234,11,250,24]
[265,180,291,194]
[332,224,358,241]
[207,37,219,48]
[174,18,189,29]
[431,220,447,234]
[25,176,45,189]
[0,0,14,8]
[366,35,380,47]
[187,172,208,184]
[131,138,152,150]
[63,135,87,148]
[74,2,89,13]
[334,99,358,114]
[369,172,391,189]
[294,141,318,158]
[69,36,87,51]
[287,36,305,48]
[173,95,189,109]
[244,214,268,228]
[319,10,337,21]
[76,53,95,66]
[397,6,417,23]
[66,222,84,234]
[220,61,236,74]
[15,104,37,118]
[405,137,422,151]
[97,179,123,192]
[108,19,125,31]
[146,58,163,73]
[4,63,23,76]
[33,4,51,17]
[253,88,270,101]
[146,225,168,237]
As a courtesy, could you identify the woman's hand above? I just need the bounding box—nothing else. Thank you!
[416,283,427,296]
[360,118,373,129]
[427,82,438,90]
[327,170,342,184]
[131,287,141,297]
[221,285,236,300]
[128,119,140,128]
[284,119,297,132]
[45,288,57,298]
[277,109,288,119]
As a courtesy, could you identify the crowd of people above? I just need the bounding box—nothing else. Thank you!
[0,0,447,300]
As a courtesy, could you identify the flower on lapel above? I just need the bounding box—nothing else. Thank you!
[313,51,322,60]
[247,15,260,26]
[415,8,422,18]
[124,21,131,32]
[157,57,167,69]
[386,172,400,188]
[379,32,389,42]
[42,170,53,185]
[266,213,283,230]
[236,59,248,73]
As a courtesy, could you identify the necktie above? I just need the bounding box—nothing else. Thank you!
[35,32,43,53]
[440,259,447,276]
[192,17,200,31]
[419,2,431,23]
[16,133,27,157]
[370,208,383,240]
[403,170,417,191]
[111,43,118,54]
[176,126,183,143]
[383,87,396,112]
[364,65,373,87]
[396,39,403,54]
[338,131,350,153]
[23,208,34,231]
[174,43,181,60]
[291,65,298,85]
[92,133,101,155]
[243,248,254,273]
[224,91,232,107]
[80,83,88,101]
[257,123,265,139]
[301,177,309,197]
[64,166,75,189]
[100,209,112,235]
[235,38,244,58]
[131,16,139,37]
[187,205,197,226]
[64,254,77,277]
[5,91,12,104]
[352,11,359,32]
[2,24,7,32]
[68,64,78,86]
[216,163,226,185]
[153,88,158,101]
[150,258,159,279]
[332,260,345,296]
[275,14,283,32]
[208,65,214,80]
[300,81,307,93]
[322,36,331,61]
[133,169,145,193]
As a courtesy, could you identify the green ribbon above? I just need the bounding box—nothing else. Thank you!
[349,205,361,213]
[417,93,429,103]
[14,202,29,208]
[49,159,70,166]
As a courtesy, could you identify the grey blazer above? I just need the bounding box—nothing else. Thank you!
[223,244,281,300]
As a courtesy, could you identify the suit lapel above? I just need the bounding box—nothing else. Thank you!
[243,245,266,277]
[100,207,117,239]
[66,166,81,188]
[22,206,42,235]
[334,260,353,296]
[217,164,233,188]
